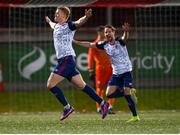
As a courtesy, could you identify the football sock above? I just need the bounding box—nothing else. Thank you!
[83,85,103,104]
[64,104,71,110]
[125,95,137,116]
[50,86,69,106]
[107,89,124,98]
[96,89,104,108]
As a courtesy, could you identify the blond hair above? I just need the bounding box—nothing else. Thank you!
[57,6,71,20]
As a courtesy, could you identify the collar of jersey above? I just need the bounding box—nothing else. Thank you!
[58,22,67,26]
[109,41,116,46]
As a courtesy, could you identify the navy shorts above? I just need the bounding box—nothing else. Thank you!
[108,71,133,89]
[53,55,80,81]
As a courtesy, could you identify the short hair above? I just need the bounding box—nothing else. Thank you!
[104,24,116,32]
[57,6,71,20]
[96,25,105,32]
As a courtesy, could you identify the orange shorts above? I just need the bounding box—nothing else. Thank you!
[95,66,112,88]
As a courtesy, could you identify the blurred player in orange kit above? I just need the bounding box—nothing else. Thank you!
[88,26,115,114]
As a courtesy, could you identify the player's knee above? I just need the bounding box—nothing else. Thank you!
[106,91,109,96]
[106,94,111,98]
[77,83,86,90]
[106,91,115,98]
[47,82,54,89]
[124,88,130,95]
[106,87,116,97]
[106,90,111,97]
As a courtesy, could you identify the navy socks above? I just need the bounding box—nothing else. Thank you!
[107,88,137,116]
[125,95,137,116]
[50,86,69,106]
[83,85,103,104]
[107,89,124,98]
[50,85,103,107]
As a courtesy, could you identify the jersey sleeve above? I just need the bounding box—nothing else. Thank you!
[68,21,77,31]
[96,41,106,49]
[116,37,126,46]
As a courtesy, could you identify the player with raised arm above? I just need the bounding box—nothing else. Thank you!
[88,26,115,114]
[73,23,140,122]
[45,6,109,121]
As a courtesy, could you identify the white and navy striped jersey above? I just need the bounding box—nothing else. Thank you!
[96,39,132,75]
[53,21,76,59]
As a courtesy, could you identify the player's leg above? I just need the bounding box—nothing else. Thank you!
[95,68,104,113]
[96,87,104,113]
[122,72,140,122]
[124,87,140,122]
[47,56,78,121]
[105,68,116,114]
[95,66,115,114]
[47,72,74,121]
[47,73,66,104]
[71,73,109,119]
[106,75,124,98]
[130,88,138,104]
[107,98,115,114]
[106,85,123,97]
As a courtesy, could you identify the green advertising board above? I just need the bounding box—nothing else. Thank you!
[129,40,180,79]
[6,42,89,82]
[0,40,179,84]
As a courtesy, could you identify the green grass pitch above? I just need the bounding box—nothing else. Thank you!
[0,111,180,134]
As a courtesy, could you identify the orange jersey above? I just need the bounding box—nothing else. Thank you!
[88,38,112,70]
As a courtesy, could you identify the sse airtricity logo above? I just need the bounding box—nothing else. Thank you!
[18,46,46,80]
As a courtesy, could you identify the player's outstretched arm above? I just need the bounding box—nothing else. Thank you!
[45,16,56,30]
[74,9,92,28]
[121,22,130,41]
[73,39,96,48]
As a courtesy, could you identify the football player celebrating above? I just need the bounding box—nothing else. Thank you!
[45,6,109,121]
[88,25,115,114]
[73,23,140,122]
